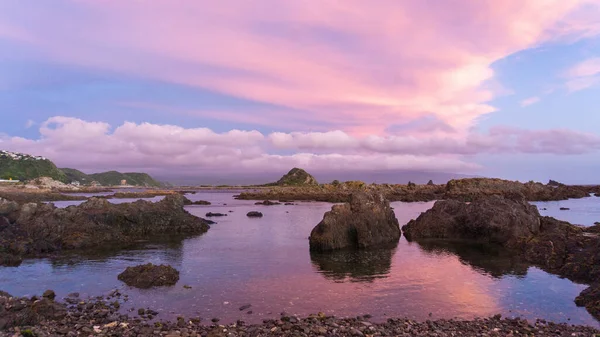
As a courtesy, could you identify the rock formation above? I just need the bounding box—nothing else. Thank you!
[402,196,541,245]
[309,192,400,251]
[117,263,180,288]
[246,211,263,217]
[0,290,67,330]
[401,195,600,320]
[0,194,210,265]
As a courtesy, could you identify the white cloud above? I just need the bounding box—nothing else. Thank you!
[24,119,35,128]
[2,117,600,176]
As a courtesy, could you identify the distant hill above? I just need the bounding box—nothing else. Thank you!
[59,168,163,187]
[0,150,67,182]
[87,171,163,187]
[275,168,318,186]
[61,168,92,184]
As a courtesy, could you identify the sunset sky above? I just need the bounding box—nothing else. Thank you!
[1,1,600,183]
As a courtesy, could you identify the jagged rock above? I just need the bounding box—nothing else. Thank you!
[0,198,18,214]
[246,211,263,217]
[402,196,541,245]
[309,192,400,251]
[0,194,210,265]
[427,180,434,186]
[575,284,600,318]
[547,179,564,187]
[42,290,56,301]
[276,168,318,186]
[117,263,180,288]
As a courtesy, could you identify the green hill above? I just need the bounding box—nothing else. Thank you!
[88,171,163,187]
[0,150,67,182]
[275,168,318,186]
[60,168,92,184]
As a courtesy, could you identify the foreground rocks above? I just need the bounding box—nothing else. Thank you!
[309,192,400,251]
[1,290,598,337]
[0,194,211,266]
[402,195,600,320]
[0,291,66,330]
[118,263,180,288]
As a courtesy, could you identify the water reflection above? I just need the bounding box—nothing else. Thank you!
[310,245,397,283]
[43,235,191,268]
[413,240,529,278]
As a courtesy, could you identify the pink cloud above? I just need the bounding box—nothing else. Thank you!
[565,57,600,91]
[2,1,599,136]
[2,117,599,176]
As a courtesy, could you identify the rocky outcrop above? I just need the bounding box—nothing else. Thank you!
[309,192,400,251]
[0,290,67,330]
[0,194,210,265]
[276,168,318,186]
[182,197,211,205]
[117,263,180,288]
[401,195,600,320]
[402,196,541,245]
[547,179,564,187]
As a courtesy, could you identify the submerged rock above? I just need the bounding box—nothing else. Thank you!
[254,200,281,206]
[309,192,400,251]
[205,212,227,217]
[246,211,263,217]
[0,194,210,265]
[118,263,180,288]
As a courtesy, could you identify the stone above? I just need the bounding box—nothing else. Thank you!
[246,211,263,217]
[118,263,180,288]
[254,200,280,206]
[42,290,56,300]
[205,212,227,217]
[309,192,400,251]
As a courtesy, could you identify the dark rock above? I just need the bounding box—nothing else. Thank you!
[284,202,294,205]
[42,290,56,300]
[309,192,400,251]
[402,196,540,246]
[547,179,564,187]
[0,295,66,330]
[0,194,211,265]
[239,304,252,311]
[559,207,570,210]
[254,200,280,206]
[246,211,263,217]
[427,180,434,186]
[205,212,227,217]
[183,197,211,206]
[117,263,180,288]
[575,284,600,318]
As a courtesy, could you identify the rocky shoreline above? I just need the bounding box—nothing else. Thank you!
[236,178,600,203]
[1,290,598,337]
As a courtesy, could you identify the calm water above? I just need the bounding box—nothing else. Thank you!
[1,192,598,326]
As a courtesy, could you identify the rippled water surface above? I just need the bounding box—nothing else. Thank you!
[1,192,598,326]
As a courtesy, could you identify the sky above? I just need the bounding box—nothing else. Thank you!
[1,0,600,184]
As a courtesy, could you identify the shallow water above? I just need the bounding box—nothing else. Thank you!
[1,192,599,326]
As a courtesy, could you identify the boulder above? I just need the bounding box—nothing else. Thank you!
[309,192,400,251]
[0,198,18,215]
[246,211,263,217]
[402,196,541,246]
[118,263,180,288]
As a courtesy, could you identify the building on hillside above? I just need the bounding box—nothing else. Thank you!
[120,179,127,185]
[70,181,81,186]
[0,178,20,183]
